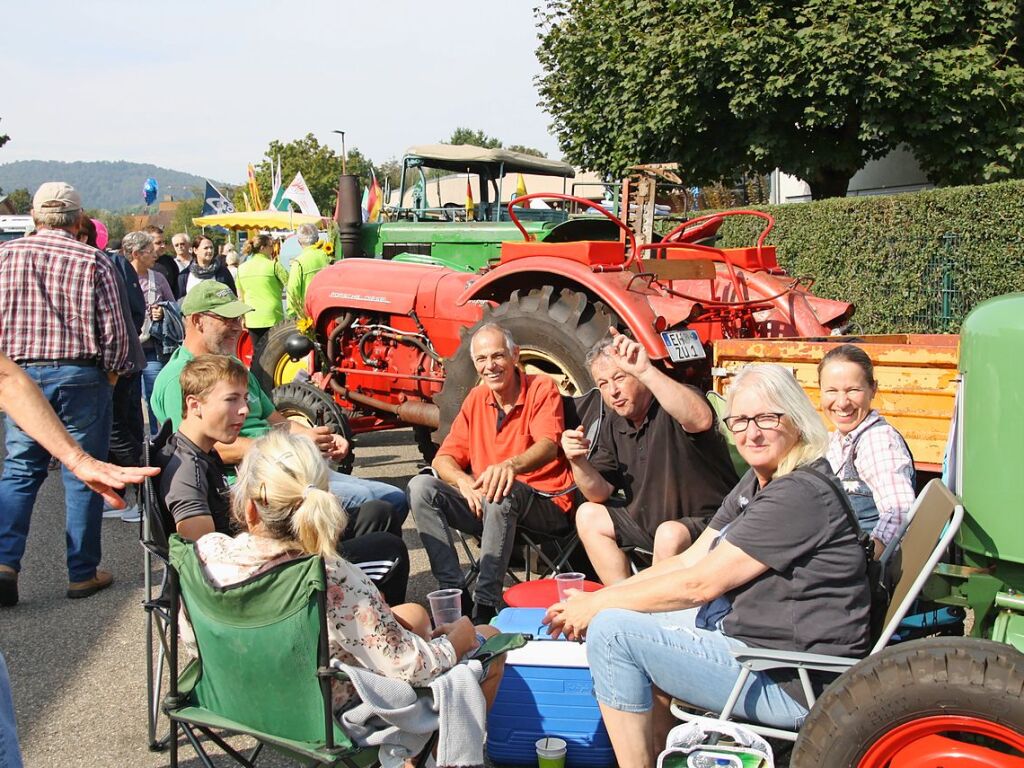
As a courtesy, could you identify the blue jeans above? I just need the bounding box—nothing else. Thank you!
[328,471,408,525]
[0,652,23,768]
[587,607,809,729]
[140,347,164,436]
[0,365,112,581]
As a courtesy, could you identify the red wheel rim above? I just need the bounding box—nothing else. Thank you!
[236,331,253,368]
[858,715,1024,767]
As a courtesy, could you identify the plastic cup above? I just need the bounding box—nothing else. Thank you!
[555,572,585,602]
[536,736,567,767]
[427,588,462,628]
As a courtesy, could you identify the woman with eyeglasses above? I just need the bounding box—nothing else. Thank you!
[544,364,870,767]
[818,344,916,560]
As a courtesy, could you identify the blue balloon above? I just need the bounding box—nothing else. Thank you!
[143,177,159,206]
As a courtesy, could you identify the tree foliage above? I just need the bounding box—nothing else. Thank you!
[4,188,30,214]
[253,134,382,214]
[0,117,8,151]
[536,0,1024,198]
[445,127,503,148]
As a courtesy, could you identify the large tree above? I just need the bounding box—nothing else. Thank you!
[536,0,1024,199]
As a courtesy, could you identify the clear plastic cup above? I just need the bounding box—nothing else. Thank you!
[427,588,462,628]
[536,736,567,768]
[554,572,585,602]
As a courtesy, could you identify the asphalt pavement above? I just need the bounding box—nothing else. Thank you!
[1,427,457,767]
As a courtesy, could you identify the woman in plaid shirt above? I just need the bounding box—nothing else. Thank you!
[818,344,916,559]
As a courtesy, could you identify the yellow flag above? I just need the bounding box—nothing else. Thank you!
[466,176,475,221]
[516,173,528,206]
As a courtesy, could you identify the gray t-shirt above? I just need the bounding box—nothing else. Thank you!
[158,432,234,537]
[709,458,870,660]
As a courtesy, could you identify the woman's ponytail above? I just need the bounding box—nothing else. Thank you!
[232,431,348,559]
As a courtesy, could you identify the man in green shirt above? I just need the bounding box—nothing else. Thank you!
[286,223,329,319]
[150,280,408,526]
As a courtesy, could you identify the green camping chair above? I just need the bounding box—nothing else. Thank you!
[164,535,523,767]
[165,535,374,767]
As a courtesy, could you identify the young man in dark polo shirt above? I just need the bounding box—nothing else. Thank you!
[561,330,738,585]
[158,354,411,605]
[157,355,248,540]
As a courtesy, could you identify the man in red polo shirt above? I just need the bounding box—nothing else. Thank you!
[408,323,573,623]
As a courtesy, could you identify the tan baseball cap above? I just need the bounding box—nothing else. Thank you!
[32,182,82,214]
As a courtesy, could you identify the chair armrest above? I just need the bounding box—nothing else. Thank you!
[730,647,858,675]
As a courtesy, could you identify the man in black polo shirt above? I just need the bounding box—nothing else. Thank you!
[561,330,738,584]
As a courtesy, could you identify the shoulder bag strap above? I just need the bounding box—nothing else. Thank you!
[796,465,868,543]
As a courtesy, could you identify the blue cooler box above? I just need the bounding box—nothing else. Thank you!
[488,608,614,767]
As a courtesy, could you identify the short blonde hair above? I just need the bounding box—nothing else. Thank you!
[179,354,248,419]
[727,363,828,478]
[231,430,347,560]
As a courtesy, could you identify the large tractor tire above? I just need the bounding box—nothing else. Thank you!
[433,286,617,444]
[792,637,1024,768]
[252,319,310,396]
[272,381,355,474]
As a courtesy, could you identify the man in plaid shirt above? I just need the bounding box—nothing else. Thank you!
[0,182,132,603]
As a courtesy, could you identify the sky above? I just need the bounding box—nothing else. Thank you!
[0,0,562,184]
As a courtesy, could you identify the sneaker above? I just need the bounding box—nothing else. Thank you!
[120,505,141,523]
[67,569,114,599]
[0,565,17,607]
[101,503,125,519]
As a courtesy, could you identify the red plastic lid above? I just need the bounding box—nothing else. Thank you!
[503,578,604,608]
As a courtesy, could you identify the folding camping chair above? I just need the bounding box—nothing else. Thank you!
[670,479,964,742]
[447,388,605,589]
[140,420,175,751]
[163,535,524,767]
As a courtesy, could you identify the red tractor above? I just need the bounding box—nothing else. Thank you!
[279,195,853,460]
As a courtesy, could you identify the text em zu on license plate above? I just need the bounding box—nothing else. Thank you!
[660,329,707,363]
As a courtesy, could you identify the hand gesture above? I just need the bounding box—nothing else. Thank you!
[607,328,651,379]
[64,451,160,509]
[456,476,486,518]
[560,428,591,462]
[473,460,516,504]
[309,425,350,461]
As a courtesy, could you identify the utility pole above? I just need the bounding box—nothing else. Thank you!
[332,129,347,175]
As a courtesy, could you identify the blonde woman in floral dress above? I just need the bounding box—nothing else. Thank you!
[189,429,504,714]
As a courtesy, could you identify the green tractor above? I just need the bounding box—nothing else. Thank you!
[790,293,1024,766]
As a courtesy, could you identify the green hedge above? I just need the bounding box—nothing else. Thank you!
[710,180,1024,334]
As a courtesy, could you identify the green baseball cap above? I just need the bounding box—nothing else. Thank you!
[180,280,253,317]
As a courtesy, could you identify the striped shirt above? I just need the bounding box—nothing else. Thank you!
[827,410,916,545]
[0,229,131,372]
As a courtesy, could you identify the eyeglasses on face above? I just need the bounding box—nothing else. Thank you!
[723,412,785,433]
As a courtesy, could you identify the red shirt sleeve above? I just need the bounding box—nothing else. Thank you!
[527,376,565,446]
[436,392,473,468]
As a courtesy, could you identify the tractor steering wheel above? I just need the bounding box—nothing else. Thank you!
[507,193,638,264]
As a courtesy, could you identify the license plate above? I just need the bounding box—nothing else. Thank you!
[661,329,706,363]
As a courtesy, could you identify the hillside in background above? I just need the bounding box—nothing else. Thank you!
[0,160,217,211]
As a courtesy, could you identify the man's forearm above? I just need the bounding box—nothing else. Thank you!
[0,357,85,466]
[637,366,713,432]
[567,457,613,502]
[433,454,473,487]
[214,435,254,465]
[508,438,558,475]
